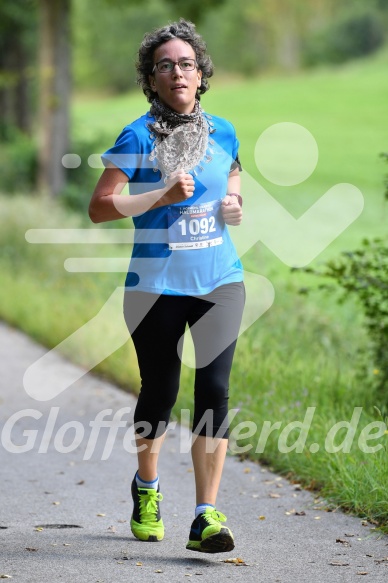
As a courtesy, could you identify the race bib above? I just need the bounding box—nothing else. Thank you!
[168,199,224,251]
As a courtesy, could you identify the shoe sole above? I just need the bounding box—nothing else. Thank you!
[130,520,164,542]
[131,530,164,542]
[186,529,235,554]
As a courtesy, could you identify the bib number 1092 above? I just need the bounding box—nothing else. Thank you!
[178,216,216,236]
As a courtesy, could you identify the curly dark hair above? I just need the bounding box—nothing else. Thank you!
[136,19,214,103]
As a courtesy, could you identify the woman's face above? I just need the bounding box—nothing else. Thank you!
[149,38,202,114]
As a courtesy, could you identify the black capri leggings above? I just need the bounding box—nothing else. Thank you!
[123,282,245,439]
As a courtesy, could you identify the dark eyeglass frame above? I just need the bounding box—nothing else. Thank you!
[152,58,197,74]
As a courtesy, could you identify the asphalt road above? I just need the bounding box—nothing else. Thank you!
[0,321,387,583]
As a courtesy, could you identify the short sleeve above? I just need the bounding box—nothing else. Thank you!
[230,125,242,172]
[101,126,145,181]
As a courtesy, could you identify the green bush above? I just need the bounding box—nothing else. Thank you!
[304,10,385,66]
[0,129,38,193]
[0,128,107,216]
[60,133,109,214]
[302,238,388,408]
[298,154,388,409]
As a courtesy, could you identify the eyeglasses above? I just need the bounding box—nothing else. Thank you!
[152,58,197,74]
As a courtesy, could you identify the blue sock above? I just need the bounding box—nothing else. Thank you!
[195,503,214,518]
[135,471,159,491]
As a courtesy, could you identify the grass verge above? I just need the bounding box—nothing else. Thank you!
[0,194,386,533]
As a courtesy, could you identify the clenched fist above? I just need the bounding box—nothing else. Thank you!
[221,194,243,226]
[162,170,195,205]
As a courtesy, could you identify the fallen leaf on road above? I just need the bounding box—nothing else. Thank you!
[258,516,266,520]
[368,518,379,525]
[34,527,44,532]
[136,562,143,566]
[52,502,60,505]
[329,561,350,566]
[25,548,38,552]
[107,526,116,533]
[269,493,281,499]
[222,557,247,565]
[295,511,306,516]
[0,576,12,579]
[336,538,351,547]
[285,509,296,515]
[96,513,106,517]
[357,572,368,576]
[155,570,163,573]
[76,480,85,485]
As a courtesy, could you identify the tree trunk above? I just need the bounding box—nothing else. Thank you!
[14,40,31,134]
[276,12,300,71]
[0,44,14,139]
[38,0,71,196]
[0,31,31,137]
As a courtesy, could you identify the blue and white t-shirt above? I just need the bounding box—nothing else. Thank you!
[101,111,243,295]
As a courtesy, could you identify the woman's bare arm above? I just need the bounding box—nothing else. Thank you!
[221,167,242,226]
[89,165,195,224]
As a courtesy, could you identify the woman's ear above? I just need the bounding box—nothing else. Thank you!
[197,69,202,87]
[149,75,157,92]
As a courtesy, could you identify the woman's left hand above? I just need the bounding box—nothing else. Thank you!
[221,195,243,226]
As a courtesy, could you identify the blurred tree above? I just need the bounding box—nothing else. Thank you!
[164,0,226,23]
[5,0,384,195]
[39,0,227,196]
[304,0,386,66]
[38,0,71,196]
[73,0,171,92]
[0,0,37,138]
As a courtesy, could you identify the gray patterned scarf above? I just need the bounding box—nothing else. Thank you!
[147,99,209,179]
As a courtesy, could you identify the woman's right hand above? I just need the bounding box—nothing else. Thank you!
[161,170,195,205]
[89,166,195,223]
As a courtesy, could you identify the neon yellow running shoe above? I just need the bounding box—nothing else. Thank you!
[130,478,164,542]
[186,507,234,553]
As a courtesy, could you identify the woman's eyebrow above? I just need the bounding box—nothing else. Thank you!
[157,56,193,62]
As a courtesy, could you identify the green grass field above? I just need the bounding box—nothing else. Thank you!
[1,48,388,530]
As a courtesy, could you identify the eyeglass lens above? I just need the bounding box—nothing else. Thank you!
[156,59,196,73]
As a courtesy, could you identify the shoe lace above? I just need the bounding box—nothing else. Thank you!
[204,509,227,524]
[138,490,163,520]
